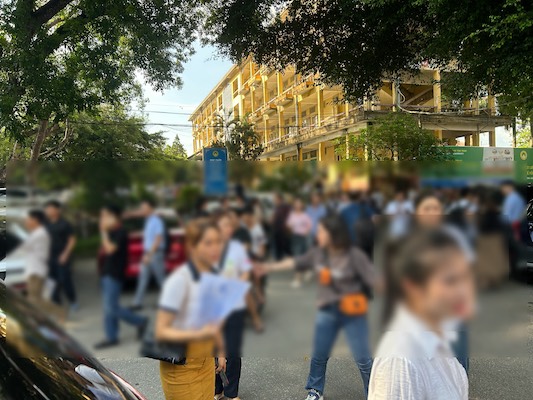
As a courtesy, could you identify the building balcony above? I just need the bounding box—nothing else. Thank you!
[258,108,512,159]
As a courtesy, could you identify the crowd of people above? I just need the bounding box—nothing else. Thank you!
[4,179,531,400]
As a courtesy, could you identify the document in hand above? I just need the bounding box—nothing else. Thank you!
[189,273,251,329]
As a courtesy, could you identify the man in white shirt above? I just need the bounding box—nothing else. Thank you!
[7,210,65,322]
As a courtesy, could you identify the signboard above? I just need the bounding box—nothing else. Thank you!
[422,146,532,186]
[515,148,533,184]
[203,147,228,196]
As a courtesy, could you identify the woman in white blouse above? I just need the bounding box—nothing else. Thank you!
[369,228,475,400]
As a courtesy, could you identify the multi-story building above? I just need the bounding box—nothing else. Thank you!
[189,57,512,161]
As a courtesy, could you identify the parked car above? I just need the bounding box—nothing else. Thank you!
[1,222,28,289]
[0,281,146,399]
[97,214,187,280]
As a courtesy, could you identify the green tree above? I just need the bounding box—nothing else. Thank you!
[212,115,264,160]
[336,113,453,161]
[205,0,533,116]
[516,123,532,148]
[164,134,188,160]
[43,107,170,161]
[0,0,200,164]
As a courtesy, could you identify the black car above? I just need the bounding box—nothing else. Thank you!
[0,282,146,400]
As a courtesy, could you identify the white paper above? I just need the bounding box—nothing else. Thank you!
[189,273,251,329]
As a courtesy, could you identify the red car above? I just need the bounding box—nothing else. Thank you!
[98,216,187,280]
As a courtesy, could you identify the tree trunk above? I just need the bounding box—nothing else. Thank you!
[27,120,49,186]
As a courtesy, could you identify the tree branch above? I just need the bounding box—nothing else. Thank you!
[32,0,76,27]
[40,120,73,159]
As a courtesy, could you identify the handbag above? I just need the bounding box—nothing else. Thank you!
[140,328,187,365]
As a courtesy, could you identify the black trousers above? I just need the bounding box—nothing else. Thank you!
[50,261,77,305]
[215,309,246,398]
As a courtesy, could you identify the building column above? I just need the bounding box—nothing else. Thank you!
[297,143,303,161]
[472,132,480,146]
[317,88,324,127]
[464,134,472,147]
[278,108,284,140]
[318,142,324,161]
[473,97,480,115]
[433,70,442,112]
[391,81,398,111]
[263,118,269,146]
[488,93,496,116]
[488,129,496,147]
[435,129,443,141]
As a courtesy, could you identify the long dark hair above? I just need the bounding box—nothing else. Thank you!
[382,227,463,325]
[319,214,351,251]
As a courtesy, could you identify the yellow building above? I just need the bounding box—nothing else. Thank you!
[189,58,512,160]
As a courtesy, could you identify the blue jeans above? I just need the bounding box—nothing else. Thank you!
[452,324,469,373]
[306,305,373,396]
[102,276,146,342]
[133,250,165,307]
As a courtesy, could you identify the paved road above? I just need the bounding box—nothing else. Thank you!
[67,260,532,400]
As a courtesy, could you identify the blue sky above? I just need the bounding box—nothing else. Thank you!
[135,44,233,156]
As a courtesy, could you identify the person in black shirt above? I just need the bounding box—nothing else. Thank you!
[94,205,148,349]
[44,200,78,310]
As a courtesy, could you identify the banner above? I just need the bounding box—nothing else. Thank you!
[203,147,228,196]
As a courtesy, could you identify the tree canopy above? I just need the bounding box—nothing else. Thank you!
[336,113,453,161]
[0,0,201,161]
[204,0,533,117]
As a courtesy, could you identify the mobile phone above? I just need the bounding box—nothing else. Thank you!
[219,370,229,387]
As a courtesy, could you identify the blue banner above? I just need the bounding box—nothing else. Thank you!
[203,147,228,196]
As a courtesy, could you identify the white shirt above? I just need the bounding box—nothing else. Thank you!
[248,223,267,258]
[6,226,50,279]
[384,200,414,216]
[217,240,252,310]
[369,306,468,400]
[158,265,201,329]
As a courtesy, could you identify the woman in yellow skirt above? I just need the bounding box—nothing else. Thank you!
[156,219,226,400]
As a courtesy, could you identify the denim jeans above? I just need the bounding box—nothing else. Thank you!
[452,324,469,373]
[102,275,146,342]
[291,234,309,256]
[306,305,373,396]
[132,250,165,307]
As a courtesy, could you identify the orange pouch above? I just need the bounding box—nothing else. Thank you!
[339,293,368,316]
[319,268,332,286]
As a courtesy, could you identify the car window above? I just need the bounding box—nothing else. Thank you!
[527,201,533,220]
[6,189,28,198]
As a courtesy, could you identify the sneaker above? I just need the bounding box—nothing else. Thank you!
[305,389,323,400]
[94,340,119,350]
[213,394,224,400]
[69,303,80,313]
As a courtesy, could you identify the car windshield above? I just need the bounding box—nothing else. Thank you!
[0,284,137,399]
[527,201,533,221]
